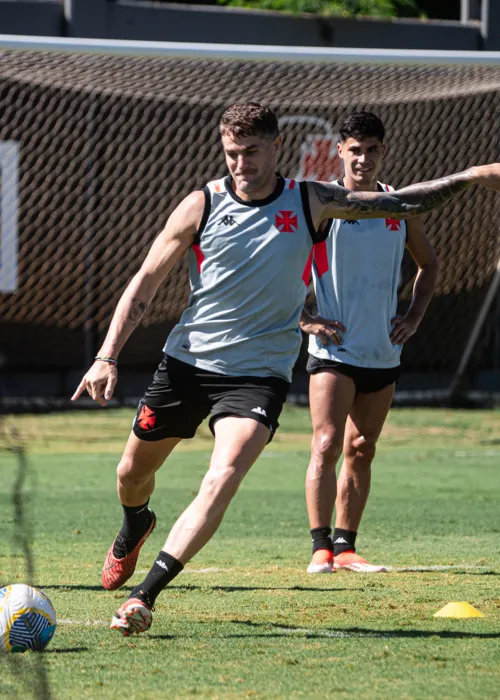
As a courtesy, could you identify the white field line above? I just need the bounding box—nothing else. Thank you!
[136,567,228,574]
[386,565,493,572]
[59,619,107,626]
[135,564,494,575]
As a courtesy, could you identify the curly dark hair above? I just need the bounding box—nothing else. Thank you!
[339,112,385,143]
[219,102,279,140]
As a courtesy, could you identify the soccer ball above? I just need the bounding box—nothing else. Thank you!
[0,584,56,653]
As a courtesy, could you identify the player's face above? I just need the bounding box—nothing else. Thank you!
[222,132,281,196]
[337,136,385,186]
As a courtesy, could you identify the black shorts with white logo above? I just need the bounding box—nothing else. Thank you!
[307,354,400,394]
[133,354,290,443]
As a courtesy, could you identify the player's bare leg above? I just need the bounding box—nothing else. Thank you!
[163,417,269,562]
[102,433,181,590]
[117,432,181,506]
[306,370,355,573]
[334,384,394,573]
[111,417,270,636]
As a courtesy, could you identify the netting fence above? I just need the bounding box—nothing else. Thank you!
[0,40,499,402]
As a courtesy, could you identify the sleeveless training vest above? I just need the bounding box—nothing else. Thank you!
[165,175,325,381]
[309,182,407,369]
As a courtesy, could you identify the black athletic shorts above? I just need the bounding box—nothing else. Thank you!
[133,354,290,443]
[307,355,400,394]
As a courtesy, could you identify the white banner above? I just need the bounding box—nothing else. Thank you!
[0,141,19,293]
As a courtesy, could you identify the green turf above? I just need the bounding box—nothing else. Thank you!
[1,407,499,699]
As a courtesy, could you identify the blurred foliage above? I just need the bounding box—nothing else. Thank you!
[214,0,419,18]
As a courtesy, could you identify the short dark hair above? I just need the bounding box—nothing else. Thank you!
[339,112,385,143]
[219,102,279,140]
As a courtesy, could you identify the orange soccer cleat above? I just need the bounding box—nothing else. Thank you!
[101,513,156,590]
[307,548,334,574]
[333,550,387,573]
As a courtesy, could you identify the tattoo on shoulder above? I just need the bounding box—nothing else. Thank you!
[311,171,473,219]
[127,297,148,326]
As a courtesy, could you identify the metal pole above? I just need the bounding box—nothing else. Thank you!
[461,0,470,24]
[481,0,490,41]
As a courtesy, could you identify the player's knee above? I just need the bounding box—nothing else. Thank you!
[116,456,151,487]
[311,428,343,465]
[345,435,377,465]
[201,463,243,502]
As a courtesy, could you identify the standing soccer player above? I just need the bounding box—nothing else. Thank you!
[73,102,500,635]
[302,112,439,574]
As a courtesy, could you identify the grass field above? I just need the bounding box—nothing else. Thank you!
[1,406,499,699]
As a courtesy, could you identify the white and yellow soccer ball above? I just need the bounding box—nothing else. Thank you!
[0,584,56,653]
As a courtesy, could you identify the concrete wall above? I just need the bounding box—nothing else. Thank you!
[0,0,487,51]
[106,1,481,49]
[484,0,500,50]
[0,0,64,36]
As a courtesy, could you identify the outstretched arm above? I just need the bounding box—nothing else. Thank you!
[307,164,500,225]
[72,189,205,405]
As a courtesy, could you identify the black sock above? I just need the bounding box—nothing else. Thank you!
[112,501,154,559]
[130,551,184,607]
[333,528,357,556]
[310,526,333,555]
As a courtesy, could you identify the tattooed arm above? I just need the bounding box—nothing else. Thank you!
[307,164,500,225]
[72,190,204,405]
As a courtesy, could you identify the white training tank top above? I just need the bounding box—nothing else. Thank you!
[309,182,407,369]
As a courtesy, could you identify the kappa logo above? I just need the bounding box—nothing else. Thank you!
[343,220,360,225]
[275,210,298,233]
[385,218,402,231]
[155,559,169,571]
[334,537,348,545]
[219,215,236,226]
[251,407,268,417]
[137,404,156,431]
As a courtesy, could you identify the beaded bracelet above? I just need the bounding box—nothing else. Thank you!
[95,356,118,366]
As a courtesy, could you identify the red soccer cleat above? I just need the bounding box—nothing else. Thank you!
[101,513,156,590]
[110,597,153,637]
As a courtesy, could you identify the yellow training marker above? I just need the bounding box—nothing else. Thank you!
[434,602,484,618]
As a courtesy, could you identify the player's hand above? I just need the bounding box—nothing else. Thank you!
[390,314,419,345]
[71,361,117,407]
[471,164,500,190]
[300,314,346,346]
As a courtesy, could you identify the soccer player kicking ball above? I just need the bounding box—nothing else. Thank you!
[72,102,500,636]
[302,112,439,575]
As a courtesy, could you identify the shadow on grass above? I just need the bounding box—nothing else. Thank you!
[447,571,499,576]
[225,620,500,640]
[40,584,352,593]
[44,647,89,654]
[40,585,131,592]
[177,585,353,593]
[148,619,500,642]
